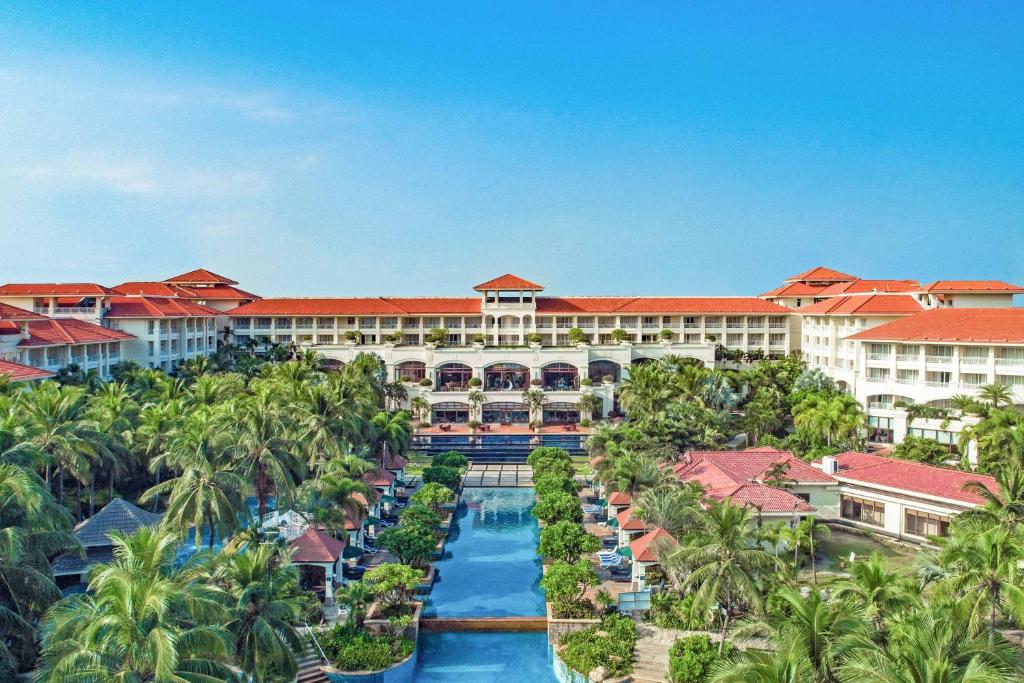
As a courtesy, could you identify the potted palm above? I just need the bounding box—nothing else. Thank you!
[611,328,631,346]
[567,327,588,347]
[659,329,675,346]
[601,374,615,387]
[472,333,486,350]
[527,332,543,350]
[343,330,359,346]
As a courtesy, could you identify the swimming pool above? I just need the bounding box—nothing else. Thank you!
[413,632,557,682]
[422,487,546,617]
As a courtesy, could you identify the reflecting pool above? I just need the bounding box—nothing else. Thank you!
[413,632,556,682]
[422,487,545,617]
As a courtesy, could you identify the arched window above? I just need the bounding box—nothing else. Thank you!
[482,402,529,424]
[542,363,579,391]
[431,402,470,424]
[484,363,529,391]
[436,363,473,391]
[395,360,426,382]
[543,402,580,425]
[588,360,620,383]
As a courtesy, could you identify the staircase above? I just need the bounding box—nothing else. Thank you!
[629,625,672,683]
[294,640,328,683]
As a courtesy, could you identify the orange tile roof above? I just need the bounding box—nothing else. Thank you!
[288,528,345,563]
[784,266,859,283]
[182,285,259,301]
[629,527,677,562]
[105,297,219,318]
[607,492,632,505]
[829,451,997,505]
[797,294,924,315]
[0,303,46,322]
[919,280,1024,293]
[0,283,115,296]
[758,282,829,298]
[711,482,815,513]
[162,269,239,285]
[675,447,836,485]
[112,282,201,298]
[615,507,647,531]
[0,359,53,382]
[227,297,481,316]
[473,274,544,291]
[536,297,791,314]
[846,308,1024,344]
[816,280,920,296]
[18,319,134,347]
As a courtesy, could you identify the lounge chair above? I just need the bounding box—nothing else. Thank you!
[379,519,394,528]
[602,537,618,548]
[582,504,603,515]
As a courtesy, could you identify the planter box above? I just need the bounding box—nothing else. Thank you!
[546,601,601,645]
[437,511,454,531]
[364,601,423,640]
[322,647,418,683]
[414,566,436,595]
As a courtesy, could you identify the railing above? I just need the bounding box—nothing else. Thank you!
[925,381,950,387]
[867,353,891,361]
[895,377,917,385]
[865,376,889,383]
[769,323,787,329]
[995,358,1024,367]
[925,356,952,364]
[960,357,988,366]
[642,323,660,329]
[867,402,893,410]
[254,324,272,330]
[34,306,97,315]
[726,323,743,329]
[958,382,985,389]
[895,354,919,362]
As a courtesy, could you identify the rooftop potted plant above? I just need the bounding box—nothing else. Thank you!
[418,378,433,388]
[601,374,615,386]
[472,333,486,349]
[424,327,447,349]
[527,332,543,349]
[610,328,631,346]
[580,377,594,387]
[567,327,588,347]
[468,376,483,388]
[343,330,360,346]
[659,329,675,346]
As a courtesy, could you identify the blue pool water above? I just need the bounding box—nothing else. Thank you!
[413,632,557,682]
[422,487,546,617]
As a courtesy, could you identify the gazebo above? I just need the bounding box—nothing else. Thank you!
[288,528,346,604]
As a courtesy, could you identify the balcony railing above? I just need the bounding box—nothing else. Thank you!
[925,381,950,387]
[867,402,893,410]
[995,358,1024,367]
[896,354,919,362]
[925,356,952,364]
[769,323,787,329]
[865,376,889,383]
[895,378,917,385]
[867,353,892,361]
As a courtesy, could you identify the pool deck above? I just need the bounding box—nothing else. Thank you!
[462,463,534,487]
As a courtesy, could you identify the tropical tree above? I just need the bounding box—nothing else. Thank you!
[793,391,864,449]
[956,463,1024,532]
[632,484,702,538]
[832,553,919,633]
[977,383,1014,410]
[231,393,305,521]
[618,363,676,417]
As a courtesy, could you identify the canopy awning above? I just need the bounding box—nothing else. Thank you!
[380,494,397,504]
[362,516,381,527]
[342,545,364,560]
[616,546,633,558]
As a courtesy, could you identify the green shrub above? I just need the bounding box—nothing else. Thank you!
[649,592,712,630]
[541,560,598,617]
[668,634,732,683]
[538,521,600,563]
[399,503,441,529]
[432,450,468,470]
[377,524,436,567]
[533,472,580,498]
[422,465,461,490]
[409,482,454,511]
[319,624,414,672]
[532,491,583,525]
[528,446,572,468]
[559,615,637,678]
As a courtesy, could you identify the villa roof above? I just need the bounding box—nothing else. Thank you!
[288,528,345,563]
[816,280,920,296]
[827,452,998,505]
[112,282,201,298]
[18,318,134,347]
[0,359,53,382]
[73,498,163,548]
[385,453,408,470]
[676,447,836,484]
[797,294,924,315]
[607,491,632,505]
[711,482,815,514]
[758,282,829,298]
[365,468,396,487]
[0,302,45,322]
[630,528,677,563]
[163,268,239,286]
[616,507,647,531]
[845,308,1024,344]
[227,297,481,316]
[918,280,1024,294]
[183,284,259,301]
[784,267,859,283]
[0,283,115,296]
[105,297,220,318]
[473,274,544,291]
[536,297,790,314]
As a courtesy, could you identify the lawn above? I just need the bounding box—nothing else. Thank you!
[816,528,916,573]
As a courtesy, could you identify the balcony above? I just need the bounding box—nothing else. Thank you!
[867,402,894,410]
[925,356,952,365]
[895,354,919,363]
[769,323,787,330]
[865,376,889,383]
[866,353,892,361]
[925,381,950,388]
[995,358,1024,367]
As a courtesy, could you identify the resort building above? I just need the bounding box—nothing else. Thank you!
[818,451,999,542]
[674,447,838,521]
[227,274,793,423]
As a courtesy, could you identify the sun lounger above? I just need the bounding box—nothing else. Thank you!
[582,504,603,515]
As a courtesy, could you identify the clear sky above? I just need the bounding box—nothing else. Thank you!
[1,2,1022,297]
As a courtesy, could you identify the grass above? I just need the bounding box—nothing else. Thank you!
[816,529,916,572]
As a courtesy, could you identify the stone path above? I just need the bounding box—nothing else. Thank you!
[462,463,534,487]
[629,624,773,682]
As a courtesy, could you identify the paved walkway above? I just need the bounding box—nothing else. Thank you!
[629,624,773,683]
[462,463,534,487]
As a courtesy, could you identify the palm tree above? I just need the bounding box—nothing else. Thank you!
[85,382,138,516]
[216,543,304,682]
[793,392,864,448]
[299,456,374,535]
[632,484,701,538]
[231,394,306,522]
[957,463,1024,532]
[575,393,603,421]
[710,637,814,682]
[661,500,778,655]
[467,390,486,422]
[618,362,676,417]
[832,553,919,633]
[977,383,1014,410]
[382,381,408,412]
[292,383,354,475]
[788,515,829,585]
[135,401,181,512]
[36,527,232,682]
[611,452,671,496]
[410,396,431,423]
[522,388,547,425]
[369,410,411,468]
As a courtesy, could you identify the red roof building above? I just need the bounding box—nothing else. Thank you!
[473,274,545,291]
[607,491,632,506]
[919,280,1024,294]
[629,527,677,563]
[784,267,859,284]
[797,294,925,316]
[112,282,201,298]
[105,297,220,318]
[845,308,1024,344]
[288,528,345,563]
[828,452,997,506]
[18,319,134,347]
[0,303,46,322]
[0,283,115,296]
[162,269,240,286]
[0,359,54,382]
[615,507,647,531]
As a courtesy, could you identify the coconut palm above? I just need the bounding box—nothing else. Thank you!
[410,396,431,423]
[135,401,181,512]
[299,455,374,534]
[977,383,1014,410]
[382,381,408,412]
[956,463,1024,532]
[618,362,676,417]
[292,383,354,475]
[787,515,830,585]
[832,553,919,634]
[632,484,701,538]
[35,527,232,683]
[793,392,864,448]
[661,500,778,654]
[369,410,411,468]
[710,636,814,682]
[215,543,304,683]
[575,393,603,421]
[611,452,672,496]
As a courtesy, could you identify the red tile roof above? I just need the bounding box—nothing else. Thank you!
[845,308,1024,344]
[473,274,544,291]
[797,294,924,315]
[112,282,200,298]
[676,447,836,484]
[288,528,345,563]
[630,528,677,562]
[183,285,259,301]
[607,492,632,505]
[18,319,134,347]
[816,280,920,296]
[616,507,647,531]
[0,359,54,382]
[0,303,46,322]
[162,269,239,286]
[710,482,815,513]
[758,282,830,298]
[227,297,481,316]
[784,267,859,283]
[105,297,219,318]
[536,297,791,314]
[919,280,1024,294]
[829,451,998,505]
[0,283,114,296]
[365,468,397,488]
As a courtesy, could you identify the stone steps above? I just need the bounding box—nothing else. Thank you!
[293,642,328,683]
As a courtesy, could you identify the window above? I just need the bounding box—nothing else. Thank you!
[683,316,700,328]
[904,509,950,538]
[867,416,893,443]
[381,317,398,329]
[147,321,155,335]
[403,317,420,328]
[318,318,334,329]
[840,495,885,527]
[358,317,377,328]
[423,317,441,328]
[296,317,313,328]
[556,316,573,328]
[276,318,293,329]
[316,335,333,344]
[444,317,462,328]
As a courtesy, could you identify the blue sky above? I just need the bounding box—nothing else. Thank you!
[1,2,1022,297]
